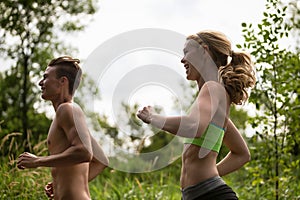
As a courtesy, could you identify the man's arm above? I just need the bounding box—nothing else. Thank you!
[88,136,109,181]
[17,103,92,169]
[217,119,251,176]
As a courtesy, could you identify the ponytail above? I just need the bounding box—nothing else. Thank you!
[219,51,256,105]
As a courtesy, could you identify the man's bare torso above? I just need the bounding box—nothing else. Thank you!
[48,115,91,200]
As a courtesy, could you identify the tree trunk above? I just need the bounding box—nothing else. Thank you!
[22,55,29,152]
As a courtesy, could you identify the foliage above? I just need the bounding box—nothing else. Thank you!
[237,0,300,199]
[1,0,300,199]
[0,0,98,154]
[0,69,51,157]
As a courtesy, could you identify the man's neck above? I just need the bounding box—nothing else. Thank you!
[51,96,73,111]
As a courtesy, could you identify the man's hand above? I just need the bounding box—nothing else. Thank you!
[44,182,54,199]
[17,152,39,169]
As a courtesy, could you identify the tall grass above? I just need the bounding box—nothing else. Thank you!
[2,133,299,200]
[0,131,51,200]
[89,161,182,200]
[0,157,51,199]
[0,132,182,200]
[0,156,182,200]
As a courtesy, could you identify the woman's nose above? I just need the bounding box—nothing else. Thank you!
[181,58,185,63]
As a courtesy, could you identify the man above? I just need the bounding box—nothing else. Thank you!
[17,56,109,200]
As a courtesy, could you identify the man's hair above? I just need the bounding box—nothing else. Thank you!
[48,56,82,95]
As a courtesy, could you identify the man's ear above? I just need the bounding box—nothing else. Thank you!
[59,76,68,85]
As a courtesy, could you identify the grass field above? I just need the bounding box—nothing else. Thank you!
[1,153,299,199]
[1,156,182,200]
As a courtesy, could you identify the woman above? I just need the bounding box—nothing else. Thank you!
[137,30,256,199]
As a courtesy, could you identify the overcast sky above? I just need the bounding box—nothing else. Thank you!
[1,0,266,71]
[60,0,267,137]
[1,1,268,138]
[69,0,266,59]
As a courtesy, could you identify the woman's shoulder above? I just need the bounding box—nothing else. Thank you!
[198,81,228,101]
[202,81,225,91]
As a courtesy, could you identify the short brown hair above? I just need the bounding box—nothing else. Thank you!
[48,56,82,95]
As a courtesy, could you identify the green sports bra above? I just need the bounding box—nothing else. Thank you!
[183,123,225,153]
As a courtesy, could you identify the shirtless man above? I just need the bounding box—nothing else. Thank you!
[17,56,109,200]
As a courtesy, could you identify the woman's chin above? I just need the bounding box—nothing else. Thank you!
[186,75,195,81]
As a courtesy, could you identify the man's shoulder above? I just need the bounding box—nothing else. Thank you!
[56,102,73,115]
[56,102,85,119]
[57,102,73,109]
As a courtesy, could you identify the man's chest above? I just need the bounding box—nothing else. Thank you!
[47,119,70,154]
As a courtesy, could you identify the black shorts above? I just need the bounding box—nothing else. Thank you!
[181,176,238,200]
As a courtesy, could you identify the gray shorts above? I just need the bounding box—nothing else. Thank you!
[182,176,235,200]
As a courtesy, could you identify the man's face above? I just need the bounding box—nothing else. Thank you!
[38,66,61,100]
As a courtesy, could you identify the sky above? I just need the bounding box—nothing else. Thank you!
[65,0,266,134]
[1,0,267,126]
[0,1,272,169]
[66,0,269,168]
[1,0,268,137]
[69,0,266,60]
[0,0,266,134]
[1,0,267,73]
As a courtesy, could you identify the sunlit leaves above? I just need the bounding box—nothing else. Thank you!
[237,0,300,199]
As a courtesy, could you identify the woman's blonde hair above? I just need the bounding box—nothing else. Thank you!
[187,30,256,105]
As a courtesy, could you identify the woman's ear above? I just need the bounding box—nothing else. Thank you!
[202,44,209,52]
[202,44,214,59]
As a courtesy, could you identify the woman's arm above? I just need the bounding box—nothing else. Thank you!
[217,119,251,176]
[137,82,223,138]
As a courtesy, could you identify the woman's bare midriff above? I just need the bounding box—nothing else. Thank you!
[51,163,90,200]
[181,144,219,189]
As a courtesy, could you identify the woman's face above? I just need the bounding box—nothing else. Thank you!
[181,39,205,81]
[182,60,200,81]
[181,39,218,84]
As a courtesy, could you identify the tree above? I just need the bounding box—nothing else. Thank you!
[0,0,98,154]
[239,0,300,199]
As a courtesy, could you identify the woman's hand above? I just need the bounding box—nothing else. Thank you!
[137,106,153,124]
